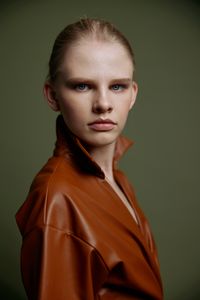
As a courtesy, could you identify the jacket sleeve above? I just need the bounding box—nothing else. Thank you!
[20,225,108,300]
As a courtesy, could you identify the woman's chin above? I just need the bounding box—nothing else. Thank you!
[81,132,119,149]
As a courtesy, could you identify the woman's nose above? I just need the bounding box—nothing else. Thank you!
[92,90,113,114]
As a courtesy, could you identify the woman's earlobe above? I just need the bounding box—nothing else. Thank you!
[43,83,60,112]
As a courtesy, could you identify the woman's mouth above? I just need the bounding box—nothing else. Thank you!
[88,118,117,131]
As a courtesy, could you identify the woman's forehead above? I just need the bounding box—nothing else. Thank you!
[64,39,132,61]
[60,40,133,78]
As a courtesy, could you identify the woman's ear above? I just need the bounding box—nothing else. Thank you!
[43,82,60,112]
[129,81,138,110]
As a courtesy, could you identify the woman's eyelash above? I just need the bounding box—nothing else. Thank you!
[111,84,127,90]
[67,82,128,91]
[74,83,90,91]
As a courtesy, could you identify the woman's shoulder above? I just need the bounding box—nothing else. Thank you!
[30,155,68,191]
[15,155,78,237]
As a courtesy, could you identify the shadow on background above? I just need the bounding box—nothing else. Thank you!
[0,281,24,300]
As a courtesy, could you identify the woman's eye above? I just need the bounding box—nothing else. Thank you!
[75,83,89,91]
[111,84,125,91]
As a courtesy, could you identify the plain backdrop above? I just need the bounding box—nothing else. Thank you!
[0,0,200,299]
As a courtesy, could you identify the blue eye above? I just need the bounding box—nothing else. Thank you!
[75,83,89,91]
[111,84,125,91]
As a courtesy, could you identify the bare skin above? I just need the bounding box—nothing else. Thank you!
[44,39,138,224]
[88,143,138,224]
[106,177,139,224]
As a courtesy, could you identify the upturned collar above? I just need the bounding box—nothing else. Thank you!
[53,114,134,179]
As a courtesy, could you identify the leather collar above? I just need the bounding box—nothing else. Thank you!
[53,114,134,178]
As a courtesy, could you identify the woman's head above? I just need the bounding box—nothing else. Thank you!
[44,18,138,148]
[47,18,136,84]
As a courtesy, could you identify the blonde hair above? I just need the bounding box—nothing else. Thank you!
[47,18,135,82]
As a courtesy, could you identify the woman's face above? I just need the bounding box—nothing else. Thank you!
[45,39,138,148]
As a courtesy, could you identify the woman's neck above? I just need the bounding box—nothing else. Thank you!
[87,142,116,181]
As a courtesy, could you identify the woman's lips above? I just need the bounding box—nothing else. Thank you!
[88,119,116,131]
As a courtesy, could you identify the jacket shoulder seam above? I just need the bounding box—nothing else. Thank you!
[23,224,110,273]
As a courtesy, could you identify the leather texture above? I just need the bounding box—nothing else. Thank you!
[16,114,163,300]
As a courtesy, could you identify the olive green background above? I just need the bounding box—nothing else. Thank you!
[0,0,199,299]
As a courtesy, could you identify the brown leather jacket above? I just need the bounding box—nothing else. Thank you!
[16,115,163,300]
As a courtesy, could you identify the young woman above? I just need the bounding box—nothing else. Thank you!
[16,18,163,300]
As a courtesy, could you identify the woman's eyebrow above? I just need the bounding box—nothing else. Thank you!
[65,77,94,84]
[65,77,132,84]
[110,78,132,84]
